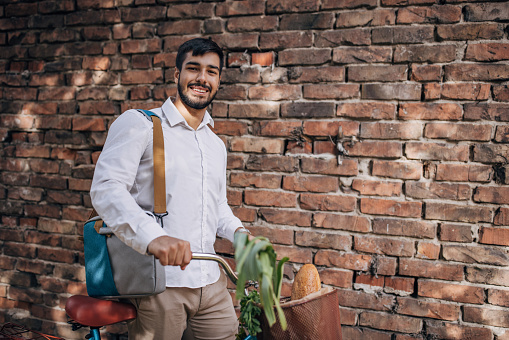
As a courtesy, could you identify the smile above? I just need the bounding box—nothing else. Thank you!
[189,84,211,95]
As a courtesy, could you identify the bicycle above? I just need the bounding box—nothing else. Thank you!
[65,253,256,340]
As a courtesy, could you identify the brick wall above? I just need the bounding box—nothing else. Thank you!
[1,0,509,339]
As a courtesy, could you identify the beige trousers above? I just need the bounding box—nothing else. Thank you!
[127,272,238,340]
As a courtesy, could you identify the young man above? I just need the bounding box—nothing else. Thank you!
[90,38,249,339]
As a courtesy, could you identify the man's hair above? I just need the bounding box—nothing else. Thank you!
[176,38,224,74]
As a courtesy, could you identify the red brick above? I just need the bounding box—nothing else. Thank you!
[230,172,281,189]
[211,33,259,50]
[493,85,509,102]
[480,227,509,246]
[416,241,440,260]
[474,186,509,205]
[443,244,509,266]
[279,48,331,66]
[352,179,402,197]
[273,245,312,264]
[316,250,372,271]
[397,296,460,321]
[244,189,296,208]
[283,175,338,193]
[464,2,509,22]
[360,311,422,333]
[280,12,334,30]
[406,182,470,201]
[442,83,491,101]
[426,320,492,340]
[354,235,414,257]
[422,82,439,100]
[397,5,461,24]
[313,213,370,233]
[345,141,402,158]
[266,0,319,13]
[399,103,462,120]
[288,66,345,83]
[426,202,492,223]
[248,85,301,101]
[373,219,436,239]
[372,160,422,180]
[296,230,351,251]
[286,140,312,154]
[406,142,469,161]
[260,31,312,49]
[337,9,395,28]
[230,137,283,154]
[300,193,356,212]
[120,70,163,84]
[362,84,421,101]
[316,29,371,47]
[246,155,299,172]
[303,84,359,99]
[228,103,279,119]
[425,122,491,141]
[437,23,504,41]
[320,268,353,288]
[439,223,473,243]
[496,126,509,143]
[249,225,294,245]
[15,145,50,158]
[72,117,106,131]
[350,65,407,82]
[488,288,509,307]
[419,280,484,304]
[400,258,463,281]
[495,208,509,226]
[411,64,442,82]
[361,198,421,218]
[372,26,433,44]
[355,273,384,289]
[333,46,392,64]
[253,121,301,138]
[384,277,414,296]
[323,0,377,9]
[445,63,509,81]
[474,144,509,163]
[259,208,311,227]
[464,306,509,328]
[360,122,422,140]
[436,163,493,183]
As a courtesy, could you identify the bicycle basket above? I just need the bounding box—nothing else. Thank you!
[258,287,342,340]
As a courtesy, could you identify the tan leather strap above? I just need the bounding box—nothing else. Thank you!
[89,112,167,221]
[151,115,166,215]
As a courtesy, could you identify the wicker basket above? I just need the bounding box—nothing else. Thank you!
[258,287,342,340]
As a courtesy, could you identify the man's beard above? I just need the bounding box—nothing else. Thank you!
[177,78,217,110]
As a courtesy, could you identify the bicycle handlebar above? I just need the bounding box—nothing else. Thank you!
[191,253,239,285]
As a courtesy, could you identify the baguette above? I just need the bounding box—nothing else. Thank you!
[290,264,321,300]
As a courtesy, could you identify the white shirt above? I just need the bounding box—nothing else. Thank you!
[90,97,242,288]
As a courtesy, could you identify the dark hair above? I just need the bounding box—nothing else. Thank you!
[176,38,224,74]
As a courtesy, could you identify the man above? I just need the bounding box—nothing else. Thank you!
[90,38,249,339]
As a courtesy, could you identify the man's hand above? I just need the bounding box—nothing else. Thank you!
[147,236,192,270]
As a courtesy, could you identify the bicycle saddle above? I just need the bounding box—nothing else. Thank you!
[65,295,137,327]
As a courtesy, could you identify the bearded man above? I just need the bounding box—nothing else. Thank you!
[90,38,250,340]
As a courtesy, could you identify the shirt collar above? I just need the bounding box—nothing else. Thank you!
[161,97,214,130]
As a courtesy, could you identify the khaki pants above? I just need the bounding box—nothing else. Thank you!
[128,272,238,340]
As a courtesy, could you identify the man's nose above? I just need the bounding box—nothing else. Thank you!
[196,69,207,82]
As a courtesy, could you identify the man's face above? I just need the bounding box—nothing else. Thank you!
[175,51,221,110]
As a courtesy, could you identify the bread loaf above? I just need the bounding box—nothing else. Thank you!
[290,264,321,300]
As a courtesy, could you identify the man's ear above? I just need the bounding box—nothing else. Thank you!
[174,67,180,84]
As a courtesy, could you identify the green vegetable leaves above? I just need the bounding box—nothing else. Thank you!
[237,290,262,339]
[234,233,289,332]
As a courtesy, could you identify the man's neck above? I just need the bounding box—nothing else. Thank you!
[173,97,206,130]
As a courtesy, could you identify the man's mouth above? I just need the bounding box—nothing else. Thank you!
[189,83,211,95]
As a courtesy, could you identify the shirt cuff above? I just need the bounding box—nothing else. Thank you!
[131,219,168,255]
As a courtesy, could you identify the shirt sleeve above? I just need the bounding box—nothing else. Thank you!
[90,110,168,254]
[216,144,243,243]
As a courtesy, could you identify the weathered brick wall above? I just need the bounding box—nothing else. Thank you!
[1,0,509,339]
